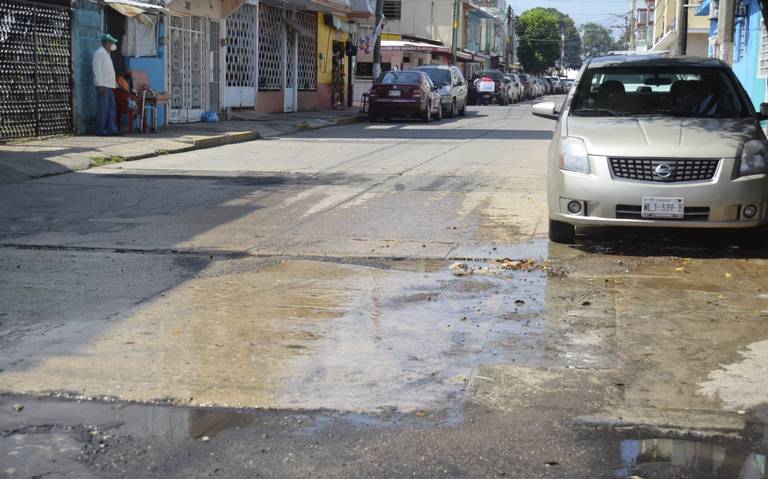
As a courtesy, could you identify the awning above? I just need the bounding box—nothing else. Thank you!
[350,0,374,17]
[696,0,711,16]
[104,0,166,25]
[283,17,314,38]
[381,40,451,54]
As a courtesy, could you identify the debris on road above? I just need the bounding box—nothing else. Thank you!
[449,262,470,276]
[11,403,23,412]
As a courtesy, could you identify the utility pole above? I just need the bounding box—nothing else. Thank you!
[675,0,688,55]
[373,0,384,79]
[451,0,460,64]
[629,0,637,51]
[718,0,735,64]
[505,6,512,71]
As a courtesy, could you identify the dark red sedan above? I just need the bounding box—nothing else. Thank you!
[368,70,442,123]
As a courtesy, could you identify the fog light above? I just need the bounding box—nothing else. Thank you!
[744,204,758,219]
[567,200,583,214]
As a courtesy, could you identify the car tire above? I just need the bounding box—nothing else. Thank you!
[448,99,457,118]
[422,101,432,123]
[459,102,466,116]
[433,102,443,121]
[549,219,576,244]
[368,111,378,123]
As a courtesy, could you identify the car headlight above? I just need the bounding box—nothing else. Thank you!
[560,137,590,174]
[739,139,768,176]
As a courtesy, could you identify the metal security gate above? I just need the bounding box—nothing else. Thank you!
[209,19,220,112]
[169,14,206,123]
[225,3,258,108]
[0,0,72,140]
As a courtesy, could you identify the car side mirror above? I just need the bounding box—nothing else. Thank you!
[456,80,464,86]
[533,102,559,121]
[759,102,768,121]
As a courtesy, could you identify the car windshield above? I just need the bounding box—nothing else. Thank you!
[571,67,750,118]
[420,68,451,85]
[379,72,421,84]
[519,75,530,83]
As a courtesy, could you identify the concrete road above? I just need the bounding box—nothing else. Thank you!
[2,102,768,478]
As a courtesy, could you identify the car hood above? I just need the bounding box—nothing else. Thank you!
[567,116,759,158]
[438,85,452,95]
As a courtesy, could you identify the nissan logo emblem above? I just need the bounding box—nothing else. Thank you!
[654,163,674,179]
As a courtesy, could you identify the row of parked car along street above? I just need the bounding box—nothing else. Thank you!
[367,65,573,123]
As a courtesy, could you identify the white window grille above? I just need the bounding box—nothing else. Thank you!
[258,5,317,91]
[383,0,401,20]
[291,10,317,91]
[759,20,768,78]
[738,20,746,61]
[226,4,258,88]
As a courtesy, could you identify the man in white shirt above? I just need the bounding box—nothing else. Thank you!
[93,34,118,136]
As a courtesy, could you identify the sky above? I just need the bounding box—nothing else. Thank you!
[506,0,633,29]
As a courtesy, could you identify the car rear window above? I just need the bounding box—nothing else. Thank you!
[571,67,750,118]
[420,68,452,85]
[379,72,421,84]
[478,71,503,81]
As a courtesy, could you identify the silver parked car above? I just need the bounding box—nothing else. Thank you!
[533,55,768,243]
[414,65,468,118]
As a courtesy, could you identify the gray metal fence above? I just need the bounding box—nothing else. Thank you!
[0,0,73,140]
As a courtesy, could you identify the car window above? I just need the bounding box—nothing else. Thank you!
[380,72,421,84]
[571,67,750,118]
[420,68,452,85]
[479,71,503,81]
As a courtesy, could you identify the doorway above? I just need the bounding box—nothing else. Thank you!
[168,14,207,123]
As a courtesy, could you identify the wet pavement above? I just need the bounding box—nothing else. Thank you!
[2,102,768,478]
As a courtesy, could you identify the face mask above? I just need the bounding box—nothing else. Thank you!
[110,44,117,52]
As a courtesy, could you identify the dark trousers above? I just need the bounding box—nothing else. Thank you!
[95,87,117,136]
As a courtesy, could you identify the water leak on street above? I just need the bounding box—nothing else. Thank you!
[615,438,767,479]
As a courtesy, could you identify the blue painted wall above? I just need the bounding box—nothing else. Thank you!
[732,0,766,110]
[125,18,167,125]
[73,1,102,134]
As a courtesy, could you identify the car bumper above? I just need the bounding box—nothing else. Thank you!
[370,99,422,115]
[549,156,768,229]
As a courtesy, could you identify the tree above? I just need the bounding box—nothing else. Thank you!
[516,8,561,73]
[544,9,582,70]
[581,22,617,59]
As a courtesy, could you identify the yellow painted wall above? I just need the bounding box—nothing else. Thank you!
[317,13,350,85]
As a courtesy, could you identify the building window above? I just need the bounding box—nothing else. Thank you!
[760,21,768,78]
[383,1,401,21]
[738,20,746,61]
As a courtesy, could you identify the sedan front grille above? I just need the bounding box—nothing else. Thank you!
[609,158,720,183]
[615,205,710,221]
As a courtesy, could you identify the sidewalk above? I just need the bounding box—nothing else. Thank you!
[0,109,366,185]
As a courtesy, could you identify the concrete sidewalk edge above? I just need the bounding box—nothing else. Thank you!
[2,113,367,184]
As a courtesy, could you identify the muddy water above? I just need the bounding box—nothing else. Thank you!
[616,438,767,478]
[2,240,768,421]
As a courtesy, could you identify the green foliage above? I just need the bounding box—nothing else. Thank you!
[543,8,582,69]
[89,155,125,167]
[581,22,617,59]
[516,8,562,73]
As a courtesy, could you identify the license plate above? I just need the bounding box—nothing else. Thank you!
[641,197,684,219]
[388,90,401,97]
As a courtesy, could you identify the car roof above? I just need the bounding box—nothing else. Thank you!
[413,65,453,70]
[586,54,728,69]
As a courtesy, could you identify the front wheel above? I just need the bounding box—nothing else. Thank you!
[448,99,457,118]
[368,111,378,123]
[458,102,466,116]
[549,219,576,244]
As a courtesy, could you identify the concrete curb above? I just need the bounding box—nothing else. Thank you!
[332,114,367,125]
[2,113,367,184]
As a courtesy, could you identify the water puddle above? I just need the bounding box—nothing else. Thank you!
[616,438,767,479]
